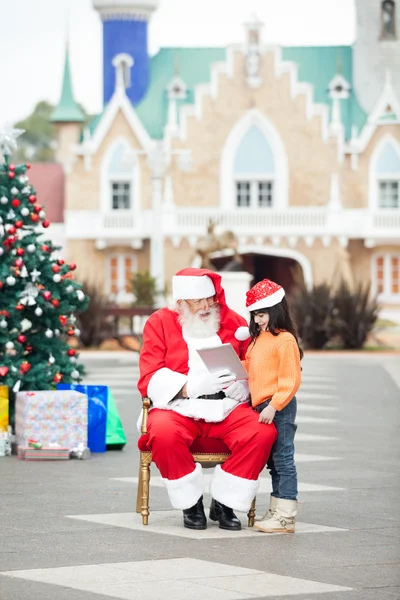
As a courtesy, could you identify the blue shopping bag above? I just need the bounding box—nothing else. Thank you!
[57,384,108,453]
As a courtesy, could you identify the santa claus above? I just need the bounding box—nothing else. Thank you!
[138,268,277,530]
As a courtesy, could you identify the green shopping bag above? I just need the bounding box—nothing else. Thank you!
[106,390,127,450]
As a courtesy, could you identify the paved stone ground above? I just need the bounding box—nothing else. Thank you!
[1,353,400,600]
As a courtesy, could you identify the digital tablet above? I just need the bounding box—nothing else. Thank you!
[196,343,249,380]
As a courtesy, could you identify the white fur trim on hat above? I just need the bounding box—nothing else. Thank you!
[172,275,216,300]
[235,326,250,341]
[210,464,259,512]
[247,288,285,312]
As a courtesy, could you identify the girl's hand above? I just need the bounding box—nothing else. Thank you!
[258,405,276,424]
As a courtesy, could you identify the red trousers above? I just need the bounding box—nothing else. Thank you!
[147,404,277,482]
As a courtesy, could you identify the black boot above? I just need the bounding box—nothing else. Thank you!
[183,496,207,530]
[209,498,242,530]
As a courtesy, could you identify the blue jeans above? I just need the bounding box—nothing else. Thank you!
[255,397,298,501]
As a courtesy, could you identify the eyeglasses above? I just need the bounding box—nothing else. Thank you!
[185,296,217,309]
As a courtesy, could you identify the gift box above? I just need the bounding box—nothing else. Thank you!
[15,390,88,450]
[57,384,108,453]
[18,446,70,461]
[0,386,8,433]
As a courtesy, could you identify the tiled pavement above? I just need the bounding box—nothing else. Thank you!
[1,352,399,600]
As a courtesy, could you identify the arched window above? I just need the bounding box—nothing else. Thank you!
[233,126,275,208]
[375,141,400,208]
[370,136,400,209]
[220,109,288,209]
[381,0,396,40]
[112,53,134,90]
[101,138,139,213]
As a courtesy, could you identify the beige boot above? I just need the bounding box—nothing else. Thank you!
[254,499,297,533]
[255,495,279,522]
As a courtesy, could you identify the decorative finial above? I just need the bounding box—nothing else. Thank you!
[0,124,25,160]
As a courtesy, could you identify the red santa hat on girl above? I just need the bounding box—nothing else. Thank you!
[246,278,285,312]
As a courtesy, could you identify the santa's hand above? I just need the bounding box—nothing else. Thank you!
[186,369,235,398]
[224,379,249,402]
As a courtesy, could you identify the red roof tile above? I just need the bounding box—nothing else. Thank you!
[29,163,65,223]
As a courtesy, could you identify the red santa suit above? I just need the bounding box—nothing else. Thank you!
[137,268,277,512]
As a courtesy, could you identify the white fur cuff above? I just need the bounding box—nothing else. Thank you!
[148,368,188,409]
[161,463,204,510]
[210,464,259,512]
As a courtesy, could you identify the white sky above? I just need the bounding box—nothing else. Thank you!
[0,0,356,124]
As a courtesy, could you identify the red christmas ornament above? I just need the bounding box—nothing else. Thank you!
[8,171,15,179]
[59,315,67,326]
[30,213,39,223]
[67,329,75,337]
[25,345,33,352]
[14,258,24,268]
[67,349,76,357]
[0,282,3,290]
[15,220,23,229]
[33,204,42,213]
[28,194,36,204]
[41,244,50,252]
[8,226,16,235]
[16,248,24,256]
[0,366,9,377]
[26,163,31,169]
[20,362,31,374]
[11,199,20,208]
[16,304,24,311]
[51,264,61,273]
[43,291,52,301]
[17,334,27,344]
[9,164,15,171]
[69,263,77,271]
[53,373,63,383]
[42,220,50,228]
[51,299,60,308]
[57,258,65,266]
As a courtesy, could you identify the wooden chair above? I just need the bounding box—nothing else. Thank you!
[136,397,256,527]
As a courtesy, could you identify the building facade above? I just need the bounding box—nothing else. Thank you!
[49,0,400,322]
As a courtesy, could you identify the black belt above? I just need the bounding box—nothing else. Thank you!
[200,392,226,400]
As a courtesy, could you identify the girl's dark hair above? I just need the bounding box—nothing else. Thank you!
[249,296,304,359]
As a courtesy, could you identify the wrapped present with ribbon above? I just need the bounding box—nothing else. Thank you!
[15,390,88,450]
[0,386,8,433]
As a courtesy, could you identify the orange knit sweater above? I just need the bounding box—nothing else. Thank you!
[242,330,301,411]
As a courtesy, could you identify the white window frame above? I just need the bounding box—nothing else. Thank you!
[377,176,400,208]
[106,253,137,304]
[372,253,400,302]
[369,134,400,210]
[101,137,140,213]
[111,180,132,210]
[220,108,288,210]
[234,175,275,208]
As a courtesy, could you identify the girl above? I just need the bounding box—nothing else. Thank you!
[243,278,303,533]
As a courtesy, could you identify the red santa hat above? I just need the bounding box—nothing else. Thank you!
[246,279,285,312]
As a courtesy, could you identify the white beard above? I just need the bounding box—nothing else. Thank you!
[178,303,221,339]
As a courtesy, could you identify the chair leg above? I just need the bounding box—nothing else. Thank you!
[248,497,256,527]
[140,458,151,525]
[136,456,143,513]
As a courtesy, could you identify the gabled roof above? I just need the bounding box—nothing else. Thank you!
[88,45,367,141]
[51,46,85,123]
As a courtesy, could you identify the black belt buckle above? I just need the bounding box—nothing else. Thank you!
[201,391,226,400]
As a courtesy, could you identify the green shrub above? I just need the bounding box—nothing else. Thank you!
[290,283,335,349]
[332,281,379,349]
[131,271,161,307]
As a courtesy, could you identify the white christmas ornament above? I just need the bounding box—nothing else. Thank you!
[0,320,7,329]
[66,285,74,293]
[74,329,81,337]
[22,186,31,194]
[76,290,85,301]
[54,329,60,336]
[39,211,46,219]
[13,380,21,393]
[20,266,29,278]
[30,269,41,282]
[11,187,19,195]
[69,356,77,363]
[48,354,55,364]
[7,210,16,219]
[20,319,32,331]
[0,247,3,256]
[26,244,36,253]
[34,307,43,316]
[0,123,24,155]
[5,341,14,350]
[20,283,39,306]
[71,370,80,379]
[0,196,8,205]
[21,207,29,217]
[6,276,16,286]
[45,329,53,338]
[53,274,61,283]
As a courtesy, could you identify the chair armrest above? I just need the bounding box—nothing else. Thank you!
[141,397,151,434]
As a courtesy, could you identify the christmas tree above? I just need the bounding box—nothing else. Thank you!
[0,125,88,395]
